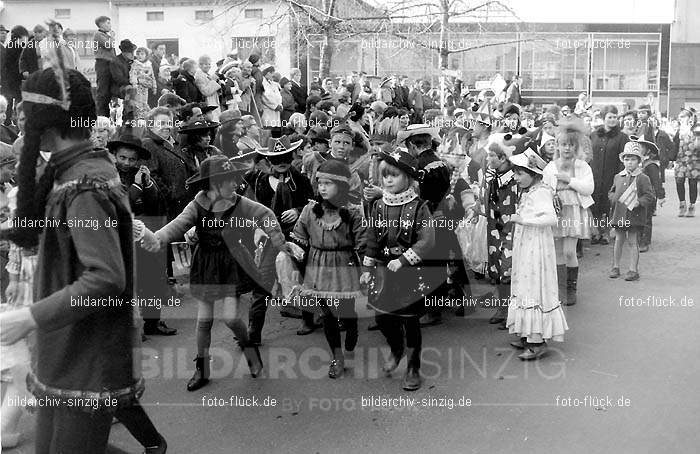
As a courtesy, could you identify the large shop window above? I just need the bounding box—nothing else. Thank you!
[458,33,518,89]
[591,33,660,91]
[520,33,589,91]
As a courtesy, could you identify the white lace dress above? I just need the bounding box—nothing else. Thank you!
[506,183,568,342]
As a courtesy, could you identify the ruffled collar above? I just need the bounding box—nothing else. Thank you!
[382,187,418,206]
[314,201,343,230]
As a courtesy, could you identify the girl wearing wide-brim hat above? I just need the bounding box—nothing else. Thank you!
[145,154,294,390]
[608,141,656,281]
[506,149,568,360]
[176,119,222,173]
[360,148,435,391]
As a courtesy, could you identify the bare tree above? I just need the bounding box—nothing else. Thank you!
[213,0,532,102]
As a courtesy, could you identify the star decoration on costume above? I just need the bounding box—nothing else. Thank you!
[391,151,402,161]
[383,246,391,256]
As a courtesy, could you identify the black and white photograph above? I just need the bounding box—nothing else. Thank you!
[0,0,697,452]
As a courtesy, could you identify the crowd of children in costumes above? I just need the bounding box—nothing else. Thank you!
[0,59,695,451]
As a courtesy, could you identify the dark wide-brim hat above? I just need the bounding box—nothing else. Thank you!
[256,135,303,157]
[376,147,420,179]
[107,134,151,160]
[185,155,251,186]
[198,103,218,114]
[629,134,659,154]
[178,119,220,134]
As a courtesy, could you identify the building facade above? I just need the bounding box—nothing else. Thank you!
[669,0,700,115]
[0,0,292,85]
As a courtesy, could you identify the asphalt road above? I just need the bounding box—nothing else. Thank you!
[7,171,699,454]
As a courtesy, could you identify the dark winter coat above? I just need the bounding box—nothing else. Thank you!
[142,129,190,218]
[1,41,25,97]
[109,53,132,98]
[172,70,203,104]
[290,80,307,113]
[590,125,628,216]
[18,38,40,76]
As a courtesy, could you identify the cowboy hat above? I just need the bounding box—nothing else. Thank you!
[396,124,441,145]
[629,134,659,154]
[178,119,220,134]
[509,148,547,175]
[107,134,151,160]
[185,155,251,186]
[376,147,420,179]
[256,135,303,157]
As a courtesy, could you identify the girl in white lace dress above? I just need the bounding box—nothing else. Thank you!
[506,150,568,360]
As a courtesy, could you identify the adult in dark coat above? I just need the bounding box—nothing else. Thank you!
[18,25,46,78]
[173,59,203,104]
[590,105,628,244]
[93,16,117,117]
[393,76,411,110]
[142,107,190,219]
[108,133,176,337]
[148,43,167,107]
[109,40,135,98]
[1,26,29,125]
[290,68,307,114]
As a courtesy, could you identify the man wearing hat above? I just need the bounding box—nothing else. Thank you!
[0,24,8,47]
[108,134,177,338]
[239,135,315,339]
[109,39,137,122]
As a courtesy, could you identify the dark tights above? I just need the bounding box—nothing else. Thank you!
[676,178,698,204]
[376,313,422,368]
[114,401,163,448]
[320,298,358,351]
